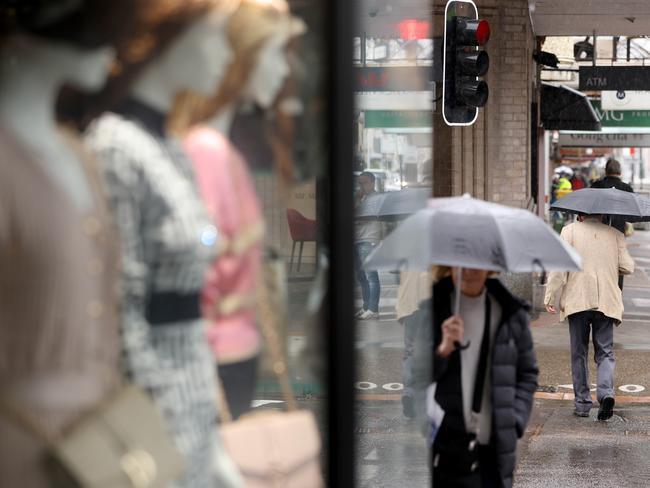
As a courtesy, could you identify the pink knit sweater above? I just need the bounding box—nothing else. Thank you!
[184,127,263,365]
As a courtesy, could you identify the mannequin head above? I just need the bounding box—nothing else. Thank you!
[136,7,234,99]
[241,30,291,109]
[168,0,306,134]
[56,0,237,127]
[0,34,114,91]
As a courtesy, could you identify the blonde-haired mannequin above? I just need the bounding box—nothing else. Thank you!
[168,0,305,419]
[169,0,305,134]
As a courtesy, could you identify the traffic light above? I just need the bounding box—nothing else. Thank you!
[442,0,490,126]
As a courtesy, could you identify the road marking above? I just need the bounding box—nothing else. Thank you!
[631,298,650,307]
[252,400,284,407]
[559,383,596,392]
[364,448,379,461]
[357,381,649,395]
[619,384,646,393]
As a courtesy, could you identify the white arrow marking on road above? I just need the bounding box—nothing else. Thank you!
[364,448,379,461]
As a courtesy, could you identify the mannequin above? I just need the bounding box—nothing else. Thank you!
[169,0,306,420]
[0,5,125,488]
[84,4,240,488]
[0,37,114,209]
[210,31,292,134]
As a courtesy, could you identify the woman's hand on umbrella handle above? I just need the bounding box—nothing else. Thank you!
[437,315,464,358]
[545,304,557,314]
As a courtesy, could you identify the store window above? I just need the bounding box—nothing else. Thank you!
[353,1,434,486]
[0,0,334,486]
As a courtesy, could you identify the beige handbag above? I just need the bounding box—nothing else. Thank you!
[217,267,324,488]
[0,385,185,488]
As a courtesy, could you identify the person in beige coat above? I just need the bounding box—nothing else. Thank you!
[544,215,634,420]
[395,270,432,418]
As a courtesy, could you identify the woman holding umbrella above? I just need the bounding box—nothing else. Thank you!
[412,266,538,488]
[364,195,582,488]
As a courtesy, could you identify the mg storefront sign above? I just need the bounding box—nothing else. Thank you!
[559,131,650,147]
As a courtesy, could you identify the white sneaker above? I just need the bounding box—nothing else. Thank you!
[358,310,379,320]
[355,308,367,318]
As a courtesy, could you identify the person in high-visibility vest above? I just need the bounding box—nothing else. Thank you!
[555,176,573,199]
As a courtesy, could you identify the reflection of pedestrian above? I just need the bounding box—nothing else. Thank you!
[396,270,431,418]
[355,172,382,320]
[413,267,538,488]
[545,215,634,420]
[591,158,634,290]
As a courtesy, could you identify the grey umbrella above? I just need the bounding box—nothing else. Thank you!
[364,195,582,273]
[356,187,431,221]
[364,194,582,338]
[550,187,650,221]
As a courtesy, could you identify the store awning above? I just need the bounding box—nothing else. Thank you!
[541,82,602,131]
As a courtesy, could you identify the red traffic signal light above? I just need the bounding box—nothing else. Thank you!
[442,1,490,126]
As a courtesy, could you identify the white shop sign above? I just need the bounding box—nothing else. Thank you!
[602,91,650,110]
[559,132,650,147]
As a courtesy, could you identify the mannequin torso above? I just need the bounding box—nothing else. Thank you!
[0,37,121,488]
[85,11,240,488]
[0,36,113,210]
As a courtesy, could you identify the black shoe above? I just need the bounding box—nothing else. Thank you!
[598,396,615,421]
[402,396,415,419]
[573,409,590,418]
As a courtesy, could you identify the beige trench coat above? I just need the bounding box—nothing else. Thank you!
[544,219,635,323]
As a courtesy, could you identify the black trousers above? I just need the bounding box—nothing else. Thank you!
[218,355,259,420]
[432,443,502,488]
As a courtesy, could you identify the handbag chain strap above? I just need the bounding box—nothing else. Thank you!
[218,253,298,424]
[256,267,298,412]
[0,397,57,445]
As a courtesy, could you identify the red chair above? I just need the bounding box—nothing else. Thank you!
[286,208,317,272]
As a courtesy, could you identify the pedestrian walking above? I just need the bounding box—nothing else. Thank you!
[413,267,538,488]
[591,158,634,290]
[354,171,383,320]
[544,214,634,420]
[395,270,431,419]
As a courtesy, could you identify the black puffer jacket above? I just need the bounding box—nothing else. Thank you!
[412,277,538,488]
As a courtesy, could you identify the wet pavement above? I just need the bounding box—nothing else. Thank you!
[516,402,650,488]
[254,231,650,486]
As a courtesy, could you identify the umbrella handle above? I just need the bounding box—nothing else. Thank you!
[454,267,462,316]
[533,259,547,285]
[452,268,469,350]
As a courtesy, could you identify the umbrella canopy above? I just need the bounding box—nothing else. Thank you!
[550,187,650,221]
[356,187,430,221]
[364,195,582,273]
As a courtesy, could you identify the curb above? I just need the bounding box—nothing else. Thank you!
[354,393,650,404]
[534,392,650,403]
